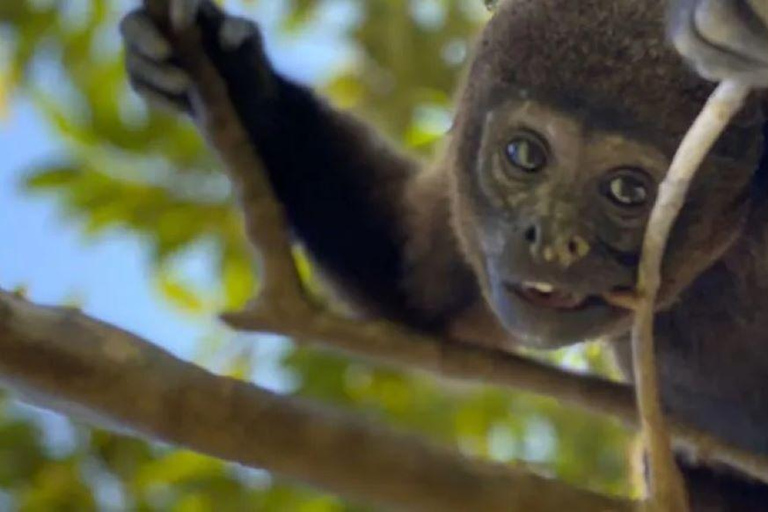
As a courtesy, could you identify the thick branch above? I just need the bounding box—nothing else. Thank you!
[223,303,768,487]
[0,290,632,512]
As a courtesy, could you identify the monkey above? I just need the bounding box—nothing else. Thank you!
[120,0,768,509]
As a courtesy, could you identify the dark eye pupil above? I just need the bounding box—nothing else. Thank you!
[609,176,647,206]
[506,138,545,172]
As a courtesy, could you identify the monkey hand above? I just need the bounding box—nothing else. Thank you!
[669,0,768,87]
[120,0,271,115]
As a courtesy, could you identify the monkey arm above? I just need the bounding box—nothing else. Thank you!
[123,0,496,339]
[193,13,479,332]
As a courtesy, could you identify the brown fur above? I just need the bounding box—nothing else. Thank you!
[125,0,768,508]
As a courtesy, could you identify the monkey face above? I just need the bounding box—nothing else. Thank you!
[450,98,757,348]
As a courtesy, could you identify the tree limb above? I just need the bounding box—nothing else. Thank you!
[0,289,633,512]
[223,302,768,487]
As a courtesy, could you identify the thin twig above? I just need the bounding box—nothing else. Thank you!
[632,80,750,512]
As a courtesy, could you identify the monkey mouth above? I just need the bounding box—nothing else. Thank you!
[491,279,633,347]
[509,281,593,310]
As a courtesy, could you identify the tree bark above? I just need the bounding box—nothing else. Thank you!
[0,289,632,512]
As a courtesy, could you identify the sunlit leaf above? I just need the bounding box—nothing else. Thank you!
[324,75,364,109]
[219,246,256,310]
[0,421,46,487]
[25,165,82,189]
[0,71,8,120]
[134,451,222,490]
[283,0,318,32]
[156,272,207,314]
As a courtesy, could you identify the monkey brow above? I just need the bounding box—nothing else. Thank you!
[537,90,760,164]
[506,86,670,151]
[546,90,657,139]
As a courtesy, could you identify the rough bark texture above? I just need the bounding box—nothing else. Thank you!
[0,290,631,512]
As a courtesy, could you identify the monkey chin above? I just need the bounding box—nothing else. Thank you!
[486,278,632,349]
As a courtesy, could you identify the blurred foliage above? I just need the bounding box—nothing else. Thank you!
[1,0,636,510]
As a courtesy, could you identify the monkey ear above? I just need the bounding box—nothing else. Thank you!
[483,0,499,12]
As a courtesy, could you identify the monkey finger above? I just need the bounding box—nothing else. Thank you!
[747,0,768,28]
[120,11,172,61]
[671,1,768,84]
[219,16,260,51]
[171,0,204,32]
[694,0,768,66]
[129,77,192,114]
[126,51,191,95]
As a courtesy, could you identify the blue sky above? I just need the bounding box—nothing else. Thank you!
[0,97,207,354]
[0,0,353,359]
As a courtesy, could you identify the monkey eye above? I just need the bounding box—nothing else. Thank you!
[602,169,652,208]
[504,133,548,174]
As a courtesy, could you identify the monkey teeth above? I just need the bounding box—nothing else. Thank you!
[522,281,556,294]
[514,282,588,309]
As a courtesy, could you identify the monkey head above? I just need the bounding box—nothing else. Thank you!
[448,0,764,348]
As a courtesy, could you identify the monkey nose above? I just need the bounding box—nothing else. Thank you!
[523,222,590,268]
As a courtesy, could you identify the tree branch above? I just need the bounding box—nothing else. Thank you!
[223,303,768,487]
[0,289,633,512]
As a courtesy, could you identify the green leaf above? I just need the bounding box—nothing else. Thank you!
[156,272,207,314]
[134,451,222,490]
[219,246,256,310]
[25,165,82,190]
